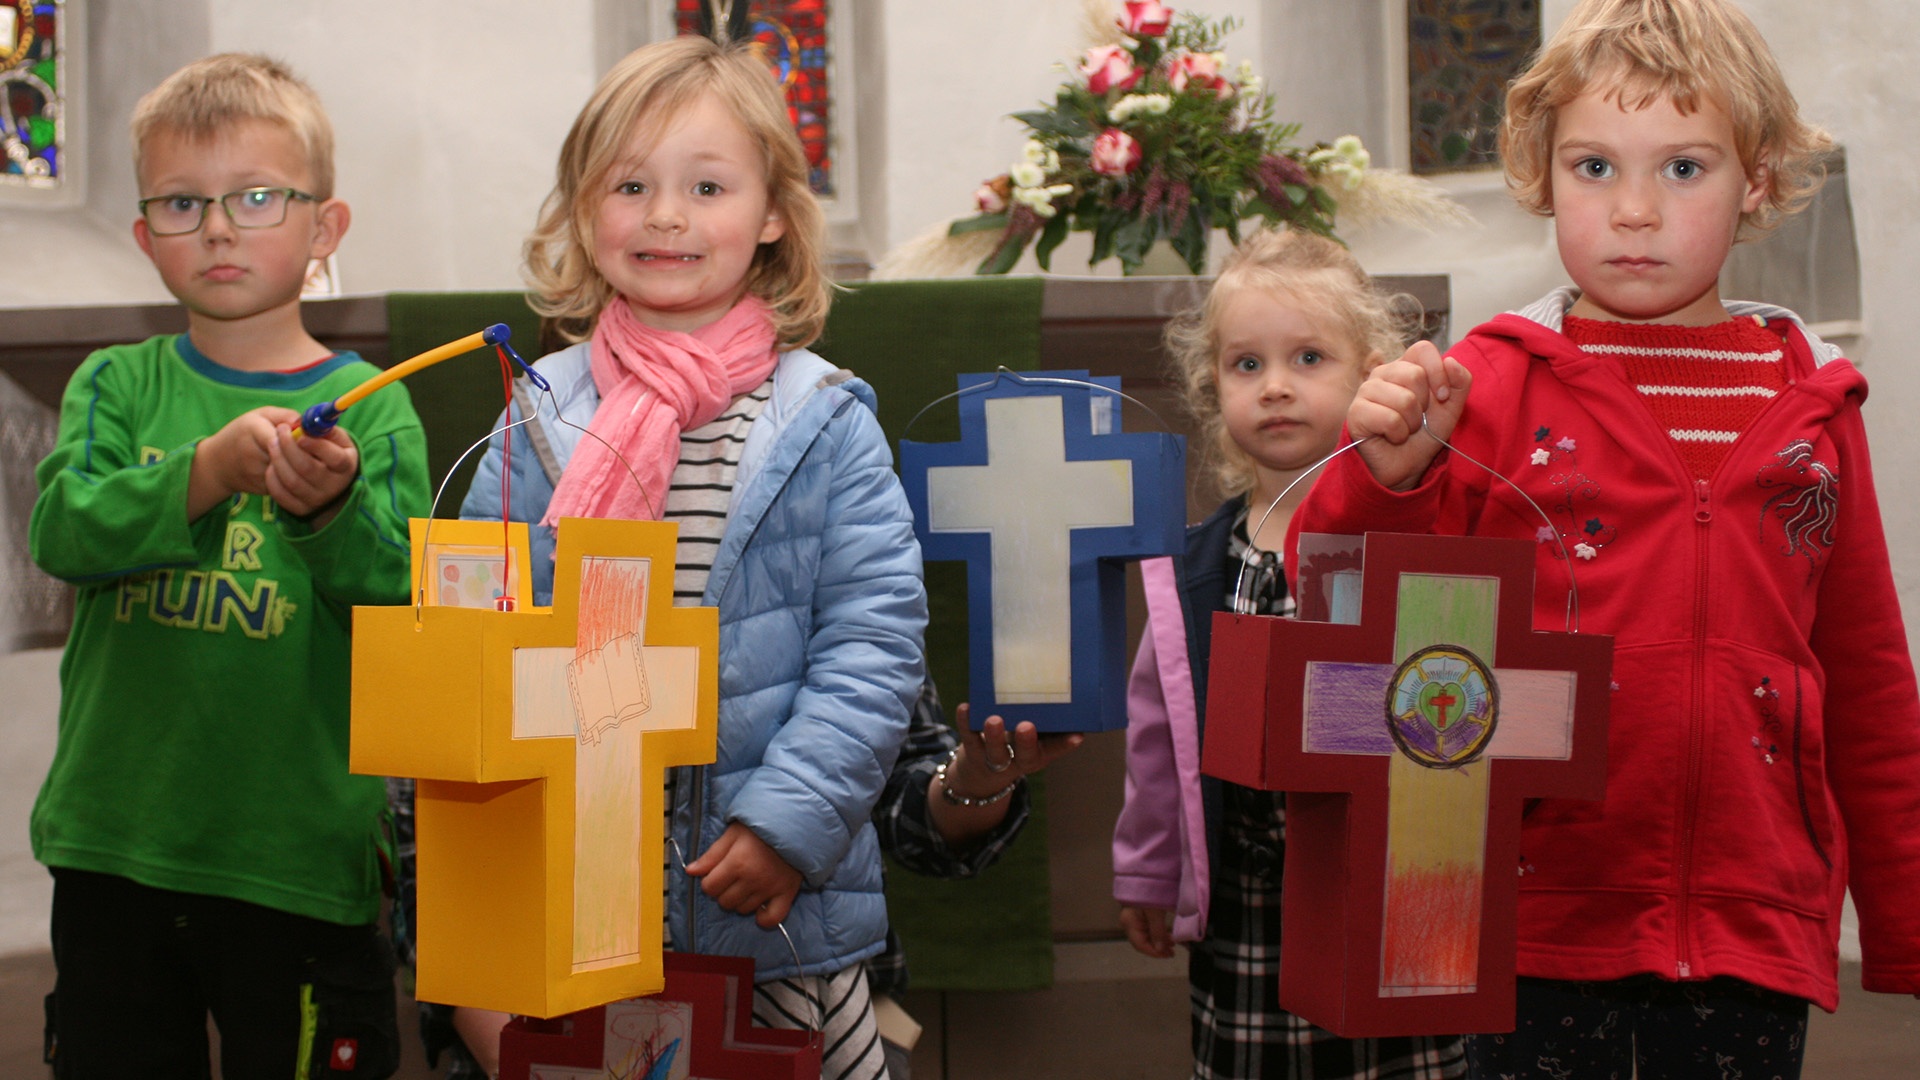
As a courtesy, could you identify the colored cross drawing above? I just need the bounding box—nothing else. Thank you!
[500,952,821,1080]
[351,518,719,1019]
[1202,532,1612,1036]
[900,370,1185,732]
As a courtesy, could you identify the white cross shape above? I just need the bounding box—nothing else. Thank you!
[509,556,699,972]
[927,395,1135,703]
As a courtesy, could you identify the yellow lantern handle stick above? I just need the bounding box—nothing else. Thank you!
[295,324,528,438]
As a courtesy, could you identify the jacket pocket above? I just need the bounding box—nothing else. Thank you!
[1691,644,1834,917]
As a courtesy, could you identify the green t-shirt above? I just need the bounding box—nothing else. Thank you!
[29,334,430,925]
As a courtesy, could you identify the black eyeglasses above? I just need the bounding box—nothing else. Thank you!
[137,187,318,236]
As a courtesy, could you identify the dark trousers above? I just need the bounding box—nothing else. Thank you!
[48,867,397,1080]
[1466,975,1809,1080]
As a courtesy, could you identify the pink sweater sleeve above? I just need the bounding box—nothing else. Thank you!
[1114,625,1182,910]
[1111,556,1211,941]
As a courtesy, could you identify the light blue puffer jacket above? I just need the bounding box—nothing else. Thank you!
[461,342,927,979]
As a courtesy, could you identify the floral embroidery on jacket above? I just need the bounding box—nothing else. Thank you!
[1750,676,1782,766]
[1529,425,1617,561]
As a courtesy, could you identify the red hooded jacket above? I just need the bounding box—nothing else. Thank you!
[1294,290,1920,1011]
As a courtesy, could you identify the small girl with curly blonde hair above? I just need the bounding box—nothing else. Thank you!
[1113,226,1464,1078]
[454,35,925,1080]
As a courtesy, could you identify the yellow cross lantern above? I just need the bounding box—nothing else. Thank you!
[352,517,719,1018]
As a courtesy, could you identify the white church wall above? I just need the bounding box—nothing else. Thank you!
[1748,0,1920,960]
[0,649,61,957]
[1740,1,1920,582]
[204,0,598,295]
[0,0,598,306]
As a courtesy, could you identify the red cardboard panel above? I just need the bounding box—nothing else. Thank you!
[500,952,822,1080]
[1201,533,1612,1036]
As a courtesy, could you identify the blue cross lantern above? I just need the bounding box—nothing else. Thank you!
[900,370,1186,732]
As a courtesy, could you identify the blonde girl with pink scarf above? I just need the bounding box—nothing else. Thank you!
[446,37,927,1080]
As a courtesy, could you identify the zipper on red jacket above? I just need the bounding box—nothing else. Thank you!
[1675,478,1713,980]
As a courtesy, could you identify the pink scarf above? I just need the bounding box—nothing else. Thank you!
[541,296,779,525]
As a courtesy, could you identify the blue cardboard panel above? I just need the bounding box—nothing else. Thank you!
[900,370,1186,732]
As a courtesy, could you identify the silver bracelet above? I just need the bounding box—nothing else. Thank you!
[935,745,1020,807]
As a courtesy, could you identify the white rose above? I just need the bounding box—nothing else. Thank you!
[1112,93,1171,122]
[1010,161,1047,189]
[1014,185,1060,217]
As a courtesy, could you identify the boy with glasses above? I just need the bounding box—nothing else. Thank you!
[29,53,426,1078]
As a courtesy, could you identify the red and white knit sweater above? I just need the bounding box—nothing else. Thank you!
[1564,314,1788,479]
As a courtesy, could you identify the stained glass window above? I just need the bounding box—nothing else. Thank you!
[674,0,834,197]
[1,0,62,190]
[1407,0,1539,174]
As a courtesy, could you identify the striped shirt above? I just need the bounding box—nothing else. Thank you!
[1564,314,1788,480]
[662,379,772,947]
[658,376,885,1078]
[663,376,775,602]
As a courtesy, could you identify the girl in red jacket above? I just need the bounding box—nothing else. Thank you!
[1297,1,1920,1076]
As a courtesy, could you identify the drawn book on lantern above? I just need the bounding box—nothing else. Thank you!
[568,632,653,745]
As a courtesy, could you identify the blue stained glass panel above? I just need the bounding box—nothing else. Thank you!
[1,0,63,189]
[1408,0,1539,174]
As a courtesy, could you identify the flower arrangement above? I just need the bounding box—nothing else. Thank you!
[880,1,1462,278]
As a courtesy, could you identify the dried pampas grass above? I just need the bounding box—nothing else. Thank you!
[1082,0,1125,48]
[870,219,1010,280]
[1321,170,1475,233]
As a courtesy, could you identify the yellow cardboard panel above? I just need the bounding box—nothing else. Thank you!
[353,517,719,1017]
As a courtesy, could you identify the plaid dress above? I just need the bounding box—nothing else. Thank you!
[1188,510,1467,1080]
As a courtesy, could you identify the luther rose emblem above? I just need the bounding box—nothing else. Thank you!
[1387,644,1498,768]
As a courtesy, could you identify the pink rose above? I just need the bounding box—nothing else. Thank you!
[1121,1,1174,38]
[1090,129,1143,177]
[975,175,1011,214]
[1169,52,1231,98]
[1081,44,1141,95]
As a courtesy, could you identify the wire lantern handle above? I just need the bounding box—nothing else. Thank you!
[1234,420,1584,634]
[413,376,657,624]
[666,837,823,1043]
[900,365,1177,443]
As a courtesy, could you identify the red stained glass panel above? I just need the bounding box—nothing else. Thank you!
[674,0,834,196]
